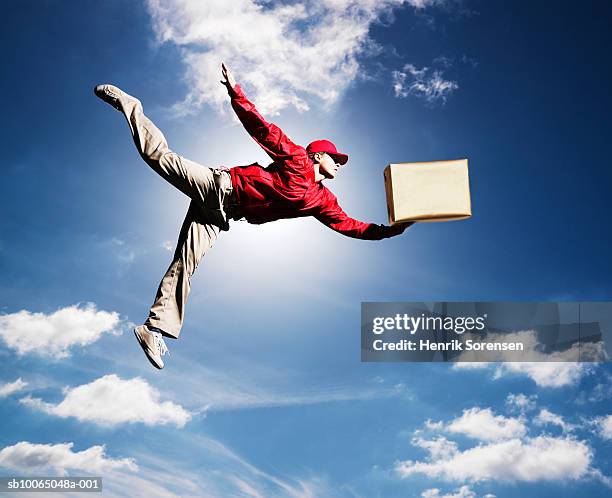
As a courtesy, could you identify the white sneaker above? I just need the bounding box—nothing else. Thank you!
[134,325,170,370]
[94,84,140,111]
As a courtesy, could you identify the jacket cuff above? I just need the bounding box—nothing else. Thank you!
[228,83,244,99]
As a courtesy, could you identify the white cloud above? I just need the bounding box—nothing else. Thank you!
[597,415,612,440]
[397,435,593,483]
[408,0,444,8]
[0,378,27,397]
[231,477,267,498]
[500,362,593,388]
[455,361,592,388]
[452,362,488,370]
[452,330,601,388]
[421,486,476,498]
[590,468,612,488]
[162,240,174,251]
[576,373,612,404]
[21,374,191,428]
[401,402,612,490]
[505,393,537,412]
[424,418,445,431]
[0,303,121,357]
[0,441,136,476]
[534,408,573,432]
[392,63,458,104]
[413,436,459,460]
[145,0,446,115]
[446,407,526,442]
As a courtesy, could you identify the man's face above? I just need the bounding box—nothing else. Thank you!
[318,152,341,179]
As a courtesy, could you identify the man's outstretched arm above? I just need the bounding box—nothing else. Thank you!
[314,190,413,240]
[221,62,304,161]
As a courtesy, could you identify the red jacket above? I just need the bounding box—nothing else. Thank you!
[228,84,393,240]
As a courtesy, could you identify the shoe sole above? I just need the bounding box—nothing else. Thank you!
[134,326,164,370]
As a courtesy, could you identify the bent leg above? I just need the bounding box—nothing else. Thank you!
[145,201,221,338]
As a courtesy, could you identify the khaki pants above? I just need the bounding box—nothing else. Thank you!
[118,95,233,338]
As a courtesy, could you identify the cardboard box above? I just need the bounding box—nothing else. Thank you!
[384,159,472,224]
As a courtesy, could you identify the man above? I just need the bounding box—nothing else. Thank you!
[94,63,412,370]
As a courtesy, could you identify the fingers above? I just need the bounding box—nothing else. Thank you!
[221,62,236,90]
[220,62,228,86]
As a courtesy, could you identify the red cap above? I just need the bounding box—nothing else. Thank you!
[306,139,349,165]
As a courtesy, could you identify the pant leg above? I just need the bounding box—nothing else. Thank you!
[118,95,223,215]
[115,96,231,337]
[144,201,220,339]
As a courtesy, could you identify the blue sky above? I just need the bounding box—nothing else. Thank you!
[0,1,611,497]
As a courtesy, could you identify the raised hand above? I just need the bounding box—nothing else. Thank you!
[220,62,236,91]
